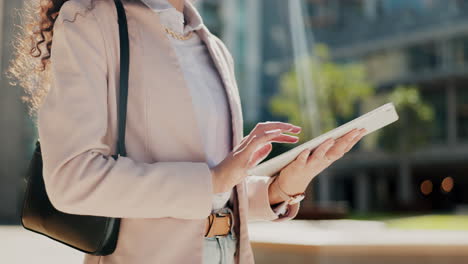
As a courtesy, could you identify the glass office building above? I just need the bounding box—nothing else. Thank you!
[198,0,468,214]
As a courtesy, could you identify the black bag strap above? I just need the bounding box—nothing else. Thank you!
[112,0,129,158]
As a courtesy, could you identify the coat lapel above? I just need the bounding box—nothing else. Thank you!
[126,1,254,262]
[129,1,208,162]
[196,22,254,264]
[197,31,239,149]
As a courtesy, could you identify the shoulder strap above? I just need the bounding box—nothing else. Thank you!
[113,0,130,158]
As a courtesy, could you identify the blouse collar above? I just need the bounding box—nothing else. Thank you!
[140,0,204,35]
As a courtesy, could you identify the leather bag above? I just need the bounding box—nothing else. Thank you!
[20,0,130,256]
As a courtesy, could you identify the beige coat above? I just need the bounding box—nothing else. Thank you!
[37,0,300,263]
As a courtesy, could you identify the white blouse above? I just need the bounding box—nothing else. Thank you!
[140,0,287,215]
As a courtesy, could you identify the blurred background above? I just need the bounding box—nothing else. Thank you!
[1,0,468,263]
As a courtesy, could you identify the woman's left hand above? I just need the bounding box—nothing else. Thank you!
[270,128,367,204]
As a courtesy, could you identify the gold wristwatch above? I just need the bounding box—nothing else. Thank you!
[271,177,305,205]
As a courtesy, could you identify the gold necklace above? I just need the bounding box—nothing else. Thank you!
[164,27,193,41]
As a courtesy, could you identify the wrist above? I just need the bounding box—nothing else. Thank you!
[269,175,306,205]
[210,167,227,193]
[268,177,287,205]
[210,167,219,193]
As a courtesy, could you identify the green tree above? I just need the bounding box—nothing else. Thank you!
[378,86,435,152]
[268,44,434,154]
[270,44,373,143]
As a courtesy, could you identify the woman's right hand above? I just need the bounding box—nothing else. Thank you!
[210,122,302,193]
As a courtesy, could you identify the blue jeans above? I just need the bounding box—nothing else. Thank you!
[202,206,237,264]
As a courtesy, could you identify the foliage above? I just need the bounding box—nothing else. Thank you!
[378,86,435,152]
[385,214,468,230]
[270,44,373,142]
[268,43,435,153]
[348,214,468,230]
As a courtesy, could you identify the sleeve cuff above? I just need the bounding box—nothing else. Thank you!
[246,175,301,222]
[271,201,288,216]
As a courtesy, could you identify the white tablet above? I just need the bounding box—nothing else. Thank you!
[247,102,399,177]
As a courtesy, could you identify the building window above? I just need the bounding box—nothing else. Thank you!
[407,42,440,73]
[420,89,447,144]
[451,35,468,68]
[199,0,222,36]
[457,87,468,141]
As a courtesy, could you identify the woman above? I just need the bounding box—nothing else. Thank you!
[9,0,366,263]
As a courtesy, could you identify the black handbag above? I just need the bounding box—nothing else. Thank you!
[20,0,130,256]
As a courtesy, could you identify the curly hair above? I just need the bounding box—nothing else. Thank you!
[7,0,75,116]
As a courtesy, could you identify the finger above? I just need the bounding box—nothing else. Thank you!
[252,122,302,135]
[236,131,263,152]
[343,128,367,153]
[339,128,361,143]
[326,129,361,158]
[236,126,293,151]
[243,129,282,157]
[285,126,302,134]
[237,123,301,151]
[295,148,312,166]
[309,138,335,161]
[269,134,299,144]
[247,143,273,167]
[237,133,298,155]
[235,135,254,152]
[234,133,258,155]
[239,135,249,144]
[234,135,250,152]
